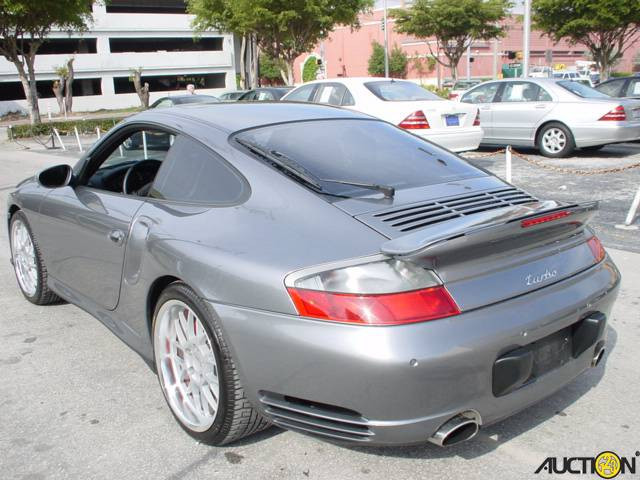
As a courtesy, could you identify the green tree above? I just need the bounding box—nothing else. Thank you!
[391,0,510,81]
[532,0,640,80]
[368,41,409,78]
[189,0,372,85]
[302,56,319,82]
[259,53,286,85]
[0,0,93,124]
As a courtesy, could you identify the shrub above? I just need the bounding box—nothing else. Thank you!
[9,117,126,139]
[302,57,319,82]
[422,84,451,99]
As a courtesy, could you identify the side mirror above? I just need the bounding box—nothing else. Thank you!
[37,164,74,189]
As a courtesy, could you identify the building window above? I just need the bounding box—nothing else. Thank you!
[113,73,226,94]
[109,37,223,53]
[21,38,97,55]
[0,79,102,101]
[106,0,187,14]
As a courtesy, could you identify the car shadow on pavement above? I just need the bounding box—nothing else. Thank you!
[341,325,618,460]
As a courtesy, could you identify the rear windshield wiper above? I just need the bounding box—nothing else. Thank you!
[236,138,395,199]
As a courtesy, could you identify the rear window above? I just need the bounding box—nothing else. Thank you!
[364,81,441,101]
[233,119,483,198]
[557,80,609,99]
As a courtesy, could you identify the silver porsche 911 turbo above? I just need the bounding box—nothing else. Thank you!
[7,103,620,447]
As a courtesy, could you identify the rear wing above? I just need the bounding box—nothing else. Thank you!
[380,201,599,258]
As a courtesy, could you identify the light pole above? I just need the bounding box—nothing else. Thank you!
[523,0,531,77]
[466,43,471,80]
[383,0,389,77]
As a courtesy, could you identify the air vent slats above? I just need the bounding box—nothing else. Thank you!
[358,187,537,237]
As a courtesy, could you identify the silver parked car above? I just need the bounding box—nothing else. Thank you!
[8,103,620,447]
[460,78,640,157]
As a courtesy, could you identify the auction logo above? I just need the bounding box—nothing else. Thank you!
[534,451,638,478]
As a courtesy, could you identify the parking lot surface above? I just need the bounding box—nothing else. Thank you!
[1,144,639,480]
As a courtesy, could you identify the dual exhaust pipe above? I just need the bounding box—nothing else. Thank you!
[428,411,481,447]
[430,344,605,448]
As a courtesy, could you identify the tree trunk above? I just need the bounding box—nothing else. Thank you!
[64,58,74,113]
[248,34,259,89]
[239,35,247,89]
[11,55,41,124]
[52,80,64,114]
[132,69,150,108]
[283,59,295,86]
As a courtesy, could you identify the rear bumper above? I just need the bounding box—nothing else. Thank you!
[211,256,620,446]
[415,126,483,152]
[573,122,640,147]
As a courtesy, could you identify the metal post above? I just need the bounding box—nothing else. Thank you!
[624,185,640,226]
[142,130,148,159]
[523,0,531,78]
[96,127,101,139]
[383,0,389,78]
[466,43,471,81]
[53,128,65,151]
[505,146,512,183]
[492,39,499,79]
[74,126,83,152]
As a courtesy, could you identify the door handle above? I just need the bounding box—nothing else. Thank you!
[480,106,491,110]
[108,229,125,245]
[534,104,547,109]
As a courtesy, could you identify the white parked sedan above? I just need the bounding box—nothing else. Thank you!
[282,77,483,152]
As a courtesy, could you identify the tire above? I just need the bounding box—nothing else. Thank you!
[536,122,575,158]
[581,145,605,152]
[152,282,269,445]
[9,210,64,305]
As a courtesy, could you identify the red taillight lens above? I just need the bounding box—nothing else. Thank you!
[449,93,459,100]
[587,236,606,263]
[520,210,571,228]
[599,105,626,121]
[287,286,460,325]
[399,110,430,129]
[473,109,481,126]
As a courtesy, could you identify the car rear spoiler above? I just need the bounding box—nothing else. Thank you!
[380,201,599,258]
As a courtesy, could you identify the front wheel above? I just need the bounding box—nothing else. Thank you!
[537,122,575,158]
[152,282,269,444]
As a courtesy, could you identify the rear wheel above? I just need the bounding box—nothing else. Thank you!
[152,283,269,444]
[537,122,575,158]
[9,211,63,305]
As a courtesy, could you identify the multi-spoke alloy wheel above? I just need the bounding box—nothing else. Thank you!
[11,218,38,297]
[537,122,574,158]
[154,299,220,432]
[152,283,269,444]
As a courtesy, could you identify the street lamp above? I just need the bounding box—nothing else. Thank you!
[522,0,531,77]
[383,0,389,77]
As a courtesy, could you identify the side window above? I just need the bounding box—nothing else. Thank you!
[341,87,355,106]
[314,83,348,106]
[624,79,640,97]
[500,82,540,102]
[285,84,317,102]
[86,129,174,196]
[153,99,173,109]
[257,91,274,101]
[150,136,245,204]
[461,83,500,104]
[596,80,624,97]
[538,87,552,101]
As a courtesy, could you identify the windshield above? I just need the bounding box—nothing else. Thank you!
[233,119,483,198]
[557,80,610,99]
[364,81,441,101]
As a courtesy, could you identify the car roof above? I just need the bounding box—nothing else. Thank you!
[136,101,373,133]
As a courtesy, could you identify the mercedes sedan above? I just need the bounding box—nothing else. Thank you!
[460,78,640,157]
[8,103,619,447]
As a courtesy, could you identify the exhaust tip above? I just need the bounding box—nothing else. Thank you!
[428,411,480,447]
[592,345,605,367]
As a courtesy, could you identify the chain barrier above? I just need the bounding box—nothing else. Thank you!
[463,148,640,175]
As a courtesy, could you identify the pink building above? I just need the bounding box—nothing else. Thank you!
[293,7,637,83]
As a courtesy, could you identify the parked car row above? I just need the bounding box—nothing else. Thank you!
[155,74,640,158]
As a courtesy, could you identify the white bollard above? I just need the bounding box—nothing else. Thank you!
[74,126,83,152]
[53,128,65,151]
[142,131,148,159]
[505,145,512,183]
[624,185,640,226]
[96,127,101,139]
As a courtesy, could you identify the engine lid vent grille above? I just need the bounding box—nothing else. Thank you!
[358,187,537,238]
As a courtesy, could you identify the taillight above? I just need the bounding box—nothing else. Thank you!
[599,105,626,121]
[449,93,459,100]
[399,110,430,129]
[520,210,571,228]
[587,236,606,263]
[473,109,481,126]
[285,258,460,325]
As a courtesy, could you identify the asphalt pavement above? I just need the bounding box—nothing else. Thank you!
[0,144,639,480]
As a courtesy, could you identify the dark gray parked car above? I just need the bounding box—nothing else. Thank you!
[7,103,620,447]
